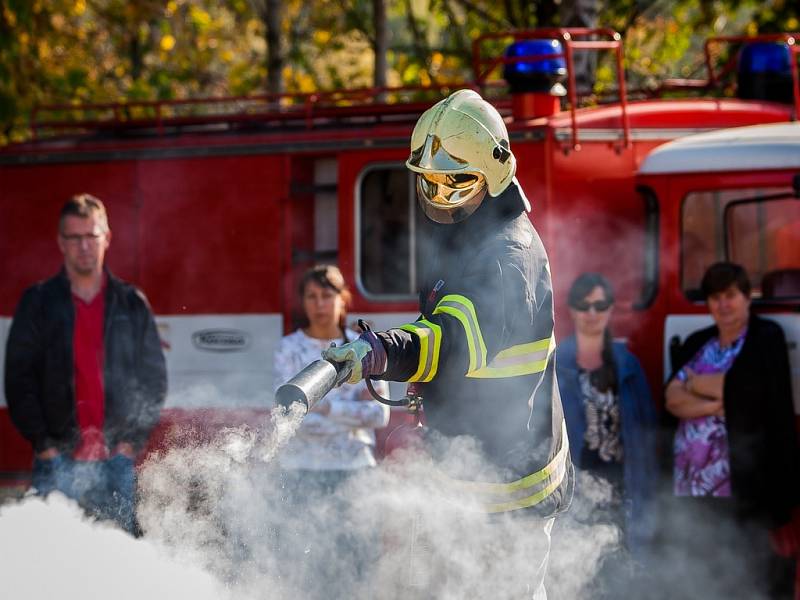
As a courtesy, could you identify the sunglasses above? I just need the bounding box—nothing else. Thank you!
[572,299,612,312]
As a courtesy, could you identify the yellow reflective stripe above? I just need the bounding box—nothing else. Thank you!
[482,457,568,513]
[432,294,487,374]
[467,335,555,379]
[399,319,442,382]
[436,420,569,514]
[441,419,568,495]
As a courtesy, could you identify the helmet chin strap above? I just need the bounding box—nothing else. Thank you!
[450,206,470,222]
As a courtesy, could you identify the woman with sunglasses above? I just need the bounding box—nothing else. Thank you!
[556,273,658,561]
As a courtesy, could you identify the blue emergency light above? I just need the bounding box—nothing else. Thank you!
[503,39,567,94]
[739,42,790,74]
[737,42,793,104]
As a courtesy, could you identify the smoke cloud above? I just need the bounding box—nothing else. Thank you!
[0,492,230,600]
[134,406,621,600]
[0,406,643,600]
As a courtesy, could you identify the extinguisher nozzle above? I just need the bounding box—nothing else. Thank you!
[274,383,310,412]
[274,359,342,414]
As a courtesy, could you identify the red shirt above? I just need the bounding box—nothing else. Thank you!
[72,279,109,461]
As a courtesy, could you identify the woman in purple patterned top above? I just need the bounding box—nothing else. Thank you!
[666,265,751,498]
[671,328,746,496]
[660,262,800,599]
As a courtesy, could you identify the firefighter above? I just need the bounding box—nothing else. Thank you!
[323,89,573,597]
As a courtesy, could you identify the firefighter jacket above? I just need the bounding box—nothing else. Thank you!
[4,268,167,454]
[376,181,572,517]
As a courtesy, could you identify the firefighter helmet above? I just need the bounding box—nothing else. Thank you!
[406,89,516,224]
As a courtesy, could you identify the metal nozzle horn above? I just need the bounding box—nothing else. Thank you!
[274,359,351,413]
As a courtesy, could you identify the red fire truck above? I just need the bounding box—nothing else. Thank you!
[0,28,798,494]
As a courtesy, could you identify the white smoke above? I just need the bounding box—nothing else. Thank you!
[135,407,622,600]
[0,493,230,600]
[0,406,623,600]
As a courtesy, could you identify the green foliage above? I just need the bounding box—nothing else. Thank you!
[0,0,797,144]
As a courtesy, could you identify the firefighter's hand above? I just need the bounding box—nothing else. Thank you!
[322,331,387,385]
[322,339,372,384]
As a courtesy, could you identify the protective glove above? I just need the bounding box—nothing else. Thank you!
[321,331,387,384]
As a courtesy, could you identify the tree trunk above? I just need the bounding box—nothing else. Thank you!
[372,0,387,92]
[130,34,143,81]
[535,0,559,27]
[264,0,284,96]
[559,0,602,97]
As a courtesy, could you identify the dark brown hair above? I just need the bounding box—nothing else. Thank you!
[59,194,109,234]
[297,264,352,334]
[700,262,751,299]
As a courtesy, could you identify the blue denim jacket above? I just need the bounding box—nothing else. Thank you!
[556,336,658,552]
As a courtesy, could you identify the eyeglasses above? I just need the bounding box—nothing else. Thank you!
[572,299,612,312]
[60,232,105,245]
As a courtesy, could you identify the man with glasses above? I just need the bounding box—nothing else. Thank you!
[4,193,166,534]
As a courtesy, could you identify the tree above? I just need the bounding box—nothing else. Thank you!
[373,0,387,89]
[0,0,797,145]
[560,0,603,95]
[251,0,285,95]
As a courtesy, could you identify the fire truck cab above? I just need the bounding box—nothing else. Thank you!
[635,121,800,413]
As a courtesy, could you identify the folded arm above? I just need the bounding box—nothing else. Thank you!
[665,377,723,419]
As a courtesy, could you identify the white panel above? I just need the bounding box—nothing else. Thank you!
[664,313,800,415]
[763,314,800,416]
[639,122,800,175]
[662,314,715,382]
[0,313,283,410]
[157,314,282,409]
[0,311,423,410]
[314,158,338,185]
[314,193,338,252]
[0,317,9,407]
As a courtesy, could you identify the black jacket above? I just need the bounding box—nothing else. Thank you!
[4,268,167,454]
[666,314,800,528]
[377,182,572,517]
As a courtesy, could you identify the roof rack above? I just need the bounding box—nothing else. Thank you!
[28,30,800,145]
[658,33,799,114]
[472,28,630,150]
[29,83,474,141]
[30,27,629,146]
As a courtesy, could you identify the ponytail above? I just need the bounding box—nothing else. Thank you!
[591,328,618,394]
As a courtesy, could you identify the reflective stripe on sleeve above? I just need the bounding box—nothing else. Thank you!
[434,419,570,514]
[399,319,442,382]
[467,335,555,379]
[432,294,487,373]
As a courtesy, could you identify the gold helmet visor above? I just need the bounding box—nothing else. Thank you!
[415,171,487,224]
[407,134,469,173]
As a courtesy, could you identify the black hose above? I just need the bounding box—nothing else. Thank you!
[358,319,410,407]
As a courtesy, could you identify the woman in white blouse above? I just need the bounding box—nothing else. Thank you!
[272,265,390,596]
[273,264,390,488]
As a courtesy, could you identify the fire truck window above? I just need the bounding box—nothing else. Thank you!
[729,197,800,298]
[682,187,796,299]
[358,168,419,298]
